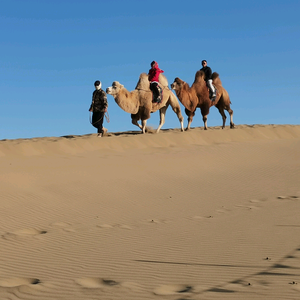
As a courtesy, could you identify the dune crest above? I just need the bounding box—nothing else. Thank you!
[1,124,300,157]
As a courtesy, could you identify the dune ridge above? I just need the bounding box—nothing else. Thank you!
[1,124,300,157]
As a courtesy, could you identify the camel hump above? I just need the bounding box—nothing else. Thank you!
[211,72,219,80]
[135,72,169,90]
[135,73,150,90]
[194,70,205,83]
[158,73,169,88]
[211,72,222,86]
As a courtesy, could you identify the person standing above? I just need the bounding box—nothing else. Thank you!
[89,80,108,137]
[148,61,164,103]
[200,60,216,101]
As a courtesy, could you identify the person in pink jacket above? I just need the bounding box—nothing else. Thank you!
[148,61,164,103]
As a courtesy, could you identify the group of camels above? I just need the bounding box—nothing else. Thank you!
[105,69,234,134]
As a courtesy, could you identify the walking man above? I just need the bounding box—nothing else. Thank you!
[89,80,108,137]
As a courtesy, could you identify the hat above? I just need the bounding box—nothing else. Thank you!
[151,61,157,67]
[94,80,101,86]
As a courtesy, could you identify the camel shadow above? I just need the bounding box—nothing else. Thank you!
[61,135,77,139]
[135,245,300,295]
[135,259,264,269]
[111,131,143,137]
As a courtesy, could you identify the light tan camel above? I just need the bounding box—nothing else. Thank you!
[171,70,234,130]
[106,73,184,133]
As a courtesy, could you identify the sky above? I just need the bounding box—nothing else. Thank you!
[1,0,299,140]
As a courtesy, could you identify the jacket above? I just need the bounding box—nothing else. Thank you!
[200,66,212,81]
[148,63,164,83]
[89,89,108,113]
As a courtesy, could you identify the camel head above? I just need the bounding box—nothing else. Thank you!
[106,81,124,96]
[171,78,185,91]
[106,81,140,114]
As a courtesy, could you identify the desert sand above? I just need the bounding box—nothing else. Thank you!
[0,124,300,300]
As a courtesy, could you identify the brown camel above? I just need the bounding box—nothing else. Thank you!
[106,73,184,133]
[171,70,234,130]
[211,72,234,129]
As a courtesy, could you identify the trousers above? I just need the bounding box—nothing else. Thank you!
[150,82,160,99]
[207,79,216,94]
[92,111,105,134]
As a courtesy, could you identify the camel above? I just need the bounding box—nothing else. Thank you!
[106,73,184,133]
[171,70,234,130]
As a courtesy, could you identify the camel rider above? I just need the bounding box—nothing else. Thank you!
[200,60,216,101]
[89,80,108,137]
[148,61,164,103]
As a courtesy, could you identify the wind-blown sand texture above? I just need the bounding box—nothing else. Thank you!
[0,124,300,300]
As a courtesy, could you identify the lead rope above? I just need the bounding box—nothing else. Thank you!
[105,111,110,123]
[89,111,110,125]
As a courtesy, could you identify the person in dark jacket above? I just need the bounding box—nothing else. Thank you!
[89,80,108,137]
[200,60,216,101]
[148,61,164,103]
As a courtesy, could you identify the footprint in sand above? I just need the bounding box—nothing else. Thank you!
[290,281,300,292]
[0,278,40,288]
[146,219,171,224]
[75,277,118,289]
[233,198,268,211]
[118,224,133,230]
[189,215,214,221]
[97,224,133,230]
[50,222,75,232]
[14,228,47,235]
[75,277,143,292]
[120,281,144,291]
[97,224,114,229]
[216,207,232,214]
[236,204,260,210]
[191,215,203,220]
[2,228,47,240]
[153,284,194,296]
[278,196,299,200]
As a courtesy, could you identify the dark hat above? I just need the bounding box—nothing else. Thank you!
[94,80,101,86]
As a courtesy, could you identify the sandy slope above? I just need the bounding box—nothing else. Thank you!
[0,124,300,300]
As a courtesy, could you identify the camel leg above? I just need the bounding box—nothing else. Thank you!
[157,106,167,133]
[200,106,210,130]
[171,106,184,132]
[227,108,235,128]
[169,95,184,132]
[185,108,195,130]
[203,115,208,130]
[217,107,227,129]
[131,117,143,131]
[141,119,147,134]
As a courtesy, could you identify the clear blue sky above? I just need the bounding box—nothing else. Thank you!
[1,0,299,140]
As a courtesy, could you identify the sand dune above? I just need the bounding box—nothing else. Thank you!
[0,124,300,299]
